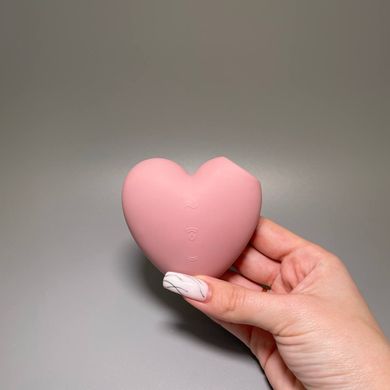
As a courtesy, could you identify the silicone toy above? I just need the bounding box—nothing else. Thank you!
[122,156,262,277]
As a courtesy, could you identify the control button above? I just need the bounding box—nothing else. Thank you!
[184,198,199,209]
[185,226,199,241]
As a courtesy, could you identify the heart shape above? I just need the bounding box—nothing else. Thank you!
[122,156,261,277]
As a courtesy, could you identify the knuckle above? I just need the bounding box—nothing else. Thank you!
[287,242,333,268]
[216,287,245,318]
[297,243,323,259]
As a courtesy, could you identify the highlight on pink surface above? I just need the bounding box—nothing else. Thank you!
[121,156,262,277]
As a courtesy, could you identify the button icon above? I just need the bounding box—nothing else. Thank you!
[185,226,199,241]
[184,198,199,209]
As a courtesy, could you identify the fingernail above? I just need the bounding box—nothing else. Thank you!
[163,271,208,301]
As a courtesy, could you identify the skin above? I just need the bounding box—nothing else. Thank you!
[182,217,390,389]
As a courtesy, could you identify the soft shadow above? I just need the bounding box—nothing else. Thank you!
[120,243,271,388]
[123,244,249,356]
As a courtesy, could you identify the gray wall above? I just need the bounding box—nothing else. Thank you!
[1,1,389,389]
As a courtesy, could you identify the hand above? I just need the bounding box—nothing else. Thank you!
[162,217,390,389]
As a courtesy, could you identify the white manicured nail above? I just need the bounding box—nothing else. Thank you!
[163,272,208,301]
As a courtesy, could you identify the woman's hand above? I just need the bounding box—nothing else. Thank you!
[162,217,390,389]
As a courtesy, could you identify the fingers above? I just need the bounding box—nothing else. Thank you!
[163,271,296,333]
[208,272,288,382]
[194,276,288,332]
[210,271,264,344]
[220,269,265,291]
[234,246,280,287]
[213,271,271,345]
[250,217,309,262]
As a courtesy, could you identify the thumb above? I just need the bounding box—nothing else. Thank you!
[162,271,295,334]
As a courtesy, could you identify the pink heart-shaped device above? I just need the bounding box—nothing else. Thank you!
[122,156,262,277]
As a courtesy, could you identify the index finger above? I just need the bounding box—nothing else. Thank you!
[250,217,309,262]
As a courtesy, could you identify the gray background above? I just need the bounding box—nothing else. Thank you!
[1,1,389,389]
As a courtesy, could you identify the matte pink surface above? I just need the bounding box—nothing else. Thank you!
[122,156,262,277]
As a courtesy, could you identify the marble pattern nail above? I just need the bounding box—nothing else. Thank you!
[163,271,208,301]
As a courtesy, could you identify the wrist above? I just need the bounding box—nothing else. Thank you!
[357,339,390,389]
